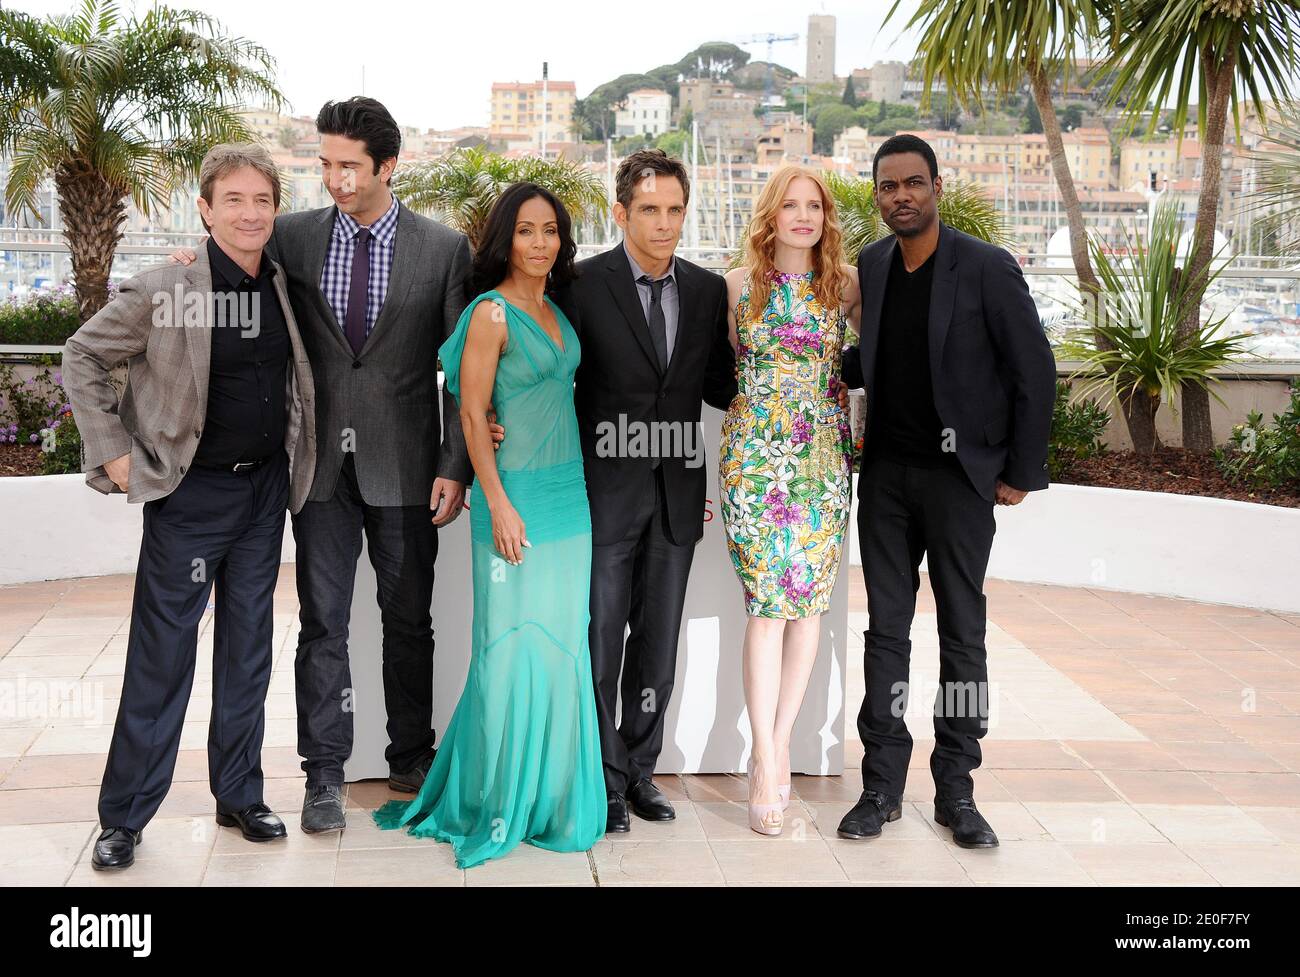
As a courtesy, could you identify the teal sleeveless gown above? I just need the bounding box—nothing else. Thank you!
[372,289,605,868]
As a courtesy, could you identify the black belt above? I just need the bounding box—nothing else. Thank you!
[191,456,272,473]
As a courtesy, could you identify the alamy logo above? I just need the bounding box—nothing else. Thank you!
[49,907,151,957]
[594,414,704,468]
[151,286,261,338]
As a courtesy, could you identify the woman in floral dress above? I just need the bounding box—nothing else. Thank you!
[720,165,861,835]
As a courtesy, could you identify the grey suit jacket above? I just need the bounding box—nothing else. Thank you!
[266,200,473,506]
[62,248,318,512]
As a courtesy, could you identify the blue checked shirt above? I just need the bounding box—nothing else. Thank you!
[321,194,400,338]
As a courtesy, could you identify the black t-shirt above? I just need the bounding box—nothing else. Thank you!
[866,246,959,469]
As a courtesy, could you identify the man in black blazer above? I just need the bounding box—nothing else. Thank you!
[837,135,1056,848]
[554,150,737,833]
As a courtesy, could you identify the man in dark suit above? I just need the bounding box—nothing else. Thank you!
[179,98,476,832]
[554,150,737,833]
[278,98,480,832]
[836,134,1056,848]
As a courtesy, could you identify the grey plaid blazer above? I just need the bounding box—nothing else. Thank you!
[61,247,317,512]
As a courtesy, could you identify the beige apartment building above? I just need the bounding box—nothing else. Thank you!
[677,79,763,150]
[490,79,578,149]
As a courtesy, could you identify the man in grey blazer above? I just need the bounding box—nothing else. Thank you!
[63,143,317,870]
[179,98,477,832]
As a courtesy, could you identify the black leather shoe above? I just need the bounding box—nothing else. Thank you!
[934,796,999,848]
[388,753,435,794]
[607,791,630,833]
[215,801,287,842]
[91,827,142,871]
[627,778,675,821]
[301,783,346,833]
[836,789,903,839]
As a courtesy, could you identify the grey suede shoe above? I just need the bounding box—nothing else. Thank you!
[301,783,345,833]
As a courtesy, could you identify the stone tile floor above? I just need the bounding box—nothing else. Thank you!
[2,569,1298,886]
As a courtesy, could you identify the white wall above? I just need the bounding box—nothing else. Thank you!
[849,476,1300,614]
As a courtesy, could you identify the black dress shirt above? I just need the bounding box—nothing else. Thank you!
[192,237,290,467]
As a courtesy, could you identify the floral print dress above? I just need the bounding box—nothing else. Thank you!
[719,269,853,619]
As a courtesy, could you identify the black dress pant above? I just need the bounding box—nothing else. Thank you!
[856,456,996,801]
[292,454,438,786]
[589,467,695,794]
[98,451,289,831]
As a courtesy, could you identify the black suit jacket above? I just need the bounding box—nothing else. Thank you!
[844,222,1056,501]
[555,245,737,546]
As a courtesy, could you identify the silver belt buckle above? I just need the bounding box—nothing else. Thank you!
[231,460,256,473]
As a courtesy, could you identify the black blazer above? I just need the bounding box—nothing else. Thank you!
[555,245,737,546]
[843,222,1056,501]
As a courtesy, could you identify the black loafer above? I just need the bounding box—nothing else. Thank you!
[91,826,142,871]
[215,801,287,842]
[934,796,999,848]
[626,778,675,822]
[388,753,435,794]
[836,789,903,839]
[607,791,630,833]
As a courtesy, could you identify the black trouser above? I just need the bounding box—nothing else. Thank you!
[856,456,996,801]
[589,467,695,794]
[292,454,438,786]
[98,451,289,831]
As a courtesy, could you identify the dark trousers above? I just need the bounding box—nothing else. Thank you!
[589,467,695,794]
[856,456,996,801]
[292,453,438,785]
[98,451,289,831]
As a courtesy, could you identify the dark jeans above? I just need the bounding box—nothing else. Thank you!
[856,456,996,801]
[292,453,438,786]
[589,466,695,794]
[98,451,289,831]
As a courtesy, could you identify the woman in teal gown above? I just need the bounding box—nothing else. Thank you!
[373,183,604,867]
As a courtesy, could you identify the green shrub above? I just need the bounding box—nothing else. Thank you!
[1215,380,1300,492]
[0,358,81,473]
[1049,380,1109,479]
[0,286,82,346]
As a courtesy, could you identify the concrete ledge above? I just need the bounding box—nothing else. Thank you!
[850,476,1300,614]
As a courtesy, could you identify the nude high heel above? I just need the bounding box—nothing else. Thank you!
[747,757,784,836]
[778,748,791,811]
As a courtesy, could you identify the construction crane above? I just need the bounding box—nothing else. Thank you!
[737,33,800,122]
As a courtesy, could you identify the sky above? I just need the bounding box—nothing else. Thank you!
[11,0,928,131]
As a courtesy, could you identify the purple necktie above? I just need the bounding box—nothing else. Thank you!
[344,227,371,356]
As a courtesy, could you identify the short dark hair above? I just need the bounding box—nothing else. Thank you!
[316,97,402,183]
[872,133,939,184]
[466,182,578,298]
[615,148,690,209]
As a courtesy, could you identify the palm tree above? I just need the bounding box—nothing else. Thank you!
[1063,198,1250,456]
[393,147,610,251]
[0,0,284,321]
[1103,0,1300,452]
